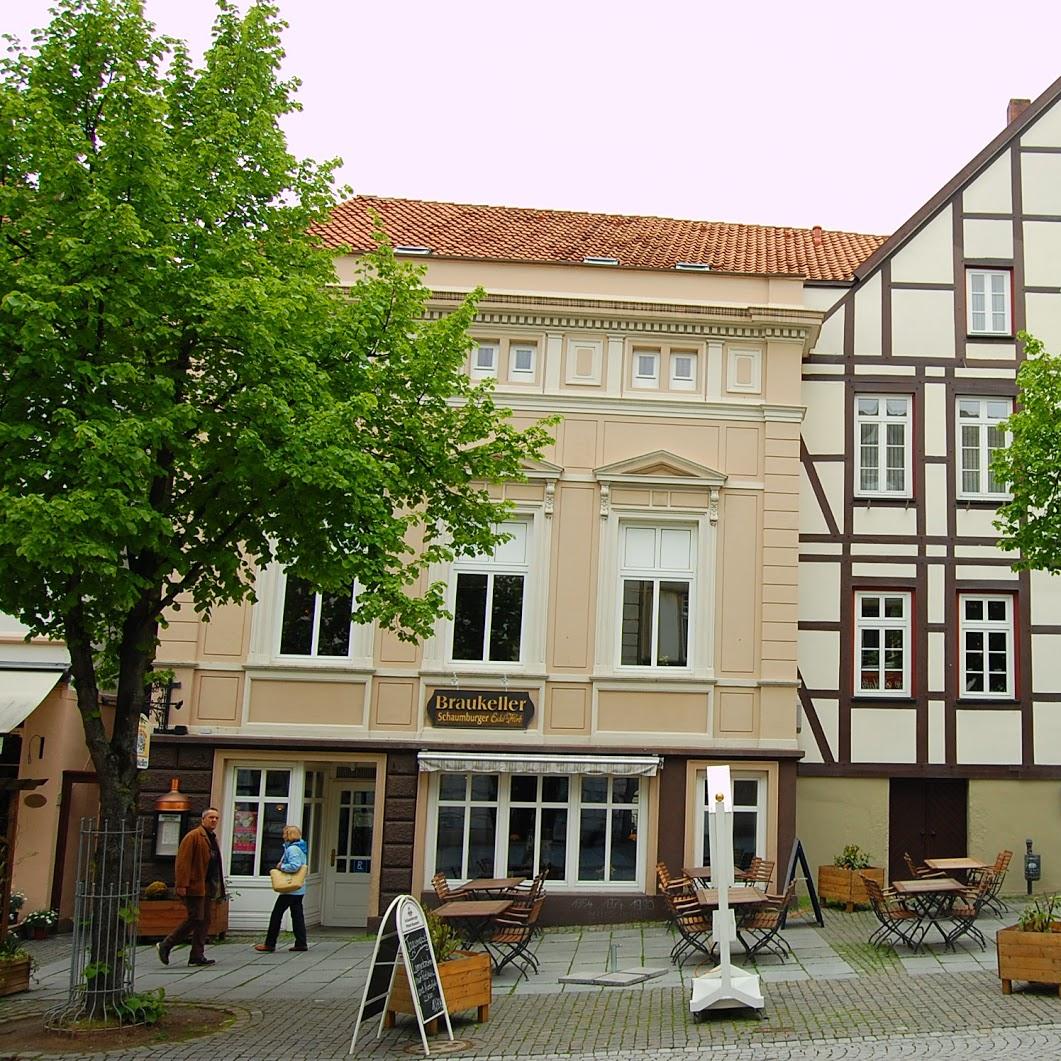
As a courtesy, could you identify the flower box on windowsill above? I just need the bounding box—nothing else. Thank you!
[135,899,228,940]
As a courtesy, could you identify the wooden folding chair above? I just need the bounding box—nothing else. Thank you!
[432,871,464,903]
[483,897,544,979]
[861,873,928,951]
[736,882,794,960]
[665,891,714,965]
[939,874,993,951]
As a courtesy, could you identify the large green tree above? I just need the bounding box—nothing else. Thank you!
[994,332,1061,569]
[0,0,550,858]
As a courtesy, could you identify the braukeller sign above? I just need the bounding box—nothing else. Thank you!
[426,689,534,730]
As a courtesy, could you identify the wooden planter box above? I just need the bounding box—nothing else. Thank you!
[0,955,32,998]
[384,951,492,1034]
[817,865,884,912]
[997,924,1061,996]
[135,899,229,940]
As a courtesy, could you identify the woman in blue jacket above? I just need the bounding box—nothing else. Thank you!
[255,824,309,952]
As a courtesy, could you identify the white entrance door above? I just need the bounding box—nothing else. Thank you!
[321,781,375,926]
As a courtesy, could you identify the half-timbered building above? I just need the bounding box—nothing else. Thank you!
[797,78,1061,888]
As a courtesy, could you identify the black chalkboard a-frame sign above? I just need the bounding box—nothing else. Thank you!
[349,895,452,1057]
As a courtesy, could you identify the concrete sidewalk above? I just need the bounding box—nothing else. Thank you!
[7,898,1060,1059]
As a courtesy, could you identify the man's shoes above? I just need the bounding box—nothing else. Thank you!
[155,942,171,966]
[289,944,308,952]
[187,958,216,967]
[253,944,275,952]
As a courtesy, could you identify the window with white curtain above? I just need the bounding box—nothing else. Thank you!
[957,397,1010,499]
[855,395,911,497]
[967,269,1011,335]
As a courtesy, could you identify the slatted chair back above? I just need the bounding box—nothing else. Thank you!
[657,861,693,896]
[432,871,458,903]
[736,881,795,960]
[745,859,775,891]
[903,852,945,879]
[860,872,927,950]
[664,889,714,965]
[735,856,761,882]
[483,897,545,979]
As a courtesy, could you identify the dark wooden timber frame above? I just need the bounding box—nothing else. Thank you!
[799,74,1061,779]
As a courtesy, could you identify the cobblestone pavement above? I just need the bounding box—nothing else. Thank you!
[4,898,1061,1059]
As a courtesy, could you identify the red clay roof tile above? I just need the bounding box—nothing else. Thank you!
[316,196,885,282]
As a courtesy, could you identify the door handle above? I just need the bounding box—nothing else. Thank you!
[330,848,336,867]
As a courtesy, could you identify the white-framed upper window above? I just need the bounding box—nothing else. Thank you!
[450,520,529,664]
[278,576,354,658]
[670,350,698,390]
[856,395,911,497]
[632,348,660,389]
[960,594,1014,698]
[855,591,911,696]
[430,771,643,889]
[694,772,765,871]
[472,341,499,378]
[957,398,1010,499]
[228,765,292,877]
[619,523,694,668]
[967,269,1012,336]
[509,343,537,380]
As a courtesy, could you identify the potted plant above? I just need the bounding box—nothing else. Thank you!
[135,883,228,940]
[7,890,25,925]
[997,893,1061,996]
[0,933,35,997]
[384,913,492,1033]
[19,908,57,940]
[817,844,885,912]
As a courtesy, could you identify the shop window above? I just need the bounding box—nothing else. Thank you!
[855,591,911,695]
[695,773,764,871]
[430,771,645,888]
[229,767,291,877]
[619,524,694,668]
[450,520,529,663]
[278,576,353,657]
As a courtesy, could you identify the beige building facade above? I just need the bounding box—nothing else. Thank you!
[129,202,876,929]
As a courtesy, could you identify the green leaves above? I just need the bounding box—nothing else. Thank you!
[993,332,1061,572]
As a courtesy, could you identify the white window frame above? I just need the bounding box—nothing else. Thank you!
[855,394,912,498]
[669,350,698,390]
[275,573,356,659]
[959,594,1014,699]
[632,348,660,389]
[447,518,531,667]
[472,341,499,379]
[692,771,766,869]
[616,522,695,671]
[426,771,647,891]
[966,269,1012,336]
[957,397,1011,500]
[301,768,325,874]
[508,342,537,381]
[854,591,911,696]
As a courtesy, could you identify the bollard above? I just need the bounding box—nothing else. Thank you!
[606,941,619,973]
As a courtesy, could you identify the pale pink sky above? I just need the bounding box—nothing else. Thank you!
[7,0,1061,235]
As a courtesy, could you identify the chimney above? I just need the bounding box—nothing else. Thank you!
[1008,98,1031,125]
[812,225,823,246]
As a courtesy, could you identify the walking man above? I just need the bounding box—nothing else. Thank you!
[157,806,226,967]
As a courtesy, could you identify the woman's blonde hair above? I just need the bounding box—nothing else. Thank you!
[282,824,303,841]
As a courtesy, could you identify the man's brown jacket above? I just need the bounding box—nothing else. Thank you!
[174,826,218,898]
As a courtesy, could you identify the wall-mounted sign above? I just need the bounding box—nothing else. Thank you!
[426,689,534,730]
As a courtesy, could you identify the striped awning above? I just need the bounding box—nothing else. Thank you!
[417,751,661,777]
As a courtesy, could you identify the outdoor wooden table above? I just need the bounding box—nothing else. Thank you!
[924,857,987,879]
[695,886,769,909]
[892,877,967,946]
[461,876,525,897]
[684,866,711,887]
[433,899,513,946]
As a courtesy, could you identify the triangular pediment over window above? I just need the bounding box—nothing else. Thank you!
[521,457,564,481]
[593,450,727,488]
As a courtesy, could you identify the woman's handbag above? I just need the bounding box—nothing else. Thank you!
[269,864,308,893]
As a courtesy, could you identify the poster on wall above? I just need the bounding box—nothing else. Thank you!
[232,808,258,853]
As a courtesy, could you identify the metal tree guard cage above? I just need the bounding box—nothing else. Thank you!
[46,818,145,1027]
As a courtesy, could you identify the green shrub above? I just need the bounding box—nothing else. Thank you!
[833,844,872,870]
[1017,893,1061,932]
[426,912,462,963]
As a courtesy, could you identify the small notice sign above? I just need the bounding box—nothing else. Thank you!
[349,895,451,1057]
[426,688,534,730]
